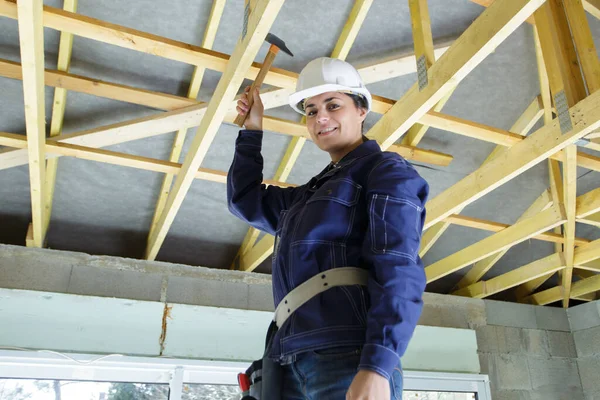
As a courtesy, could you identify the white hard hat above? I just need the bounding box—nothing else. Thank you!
[289,57,372,115]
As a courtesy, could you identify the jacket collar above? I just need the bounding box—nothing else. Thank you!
[330,138,381,168]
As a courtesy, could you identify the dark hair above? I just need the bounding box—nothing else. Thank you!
[346,93,368,132]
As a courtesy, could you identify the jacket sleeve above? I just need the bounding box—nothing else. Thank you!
[358,155,429,380]
[227,130,302,235]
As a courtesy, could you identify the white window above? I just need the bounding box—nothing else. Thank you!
[0,350,491,400]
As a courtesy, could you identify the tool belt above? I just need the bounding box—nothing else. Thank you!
[238,267,369,400]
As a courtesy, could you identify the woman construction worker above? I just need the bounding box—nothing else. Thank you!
[228,57,429,399]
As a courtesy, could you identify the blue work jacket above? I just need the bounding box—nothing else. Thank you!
[227,130,429,380]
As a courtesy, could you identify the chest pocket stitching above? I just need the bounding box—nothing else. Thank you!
[306,178,362,207]
[273,210,288,302]
[369,194,420,262]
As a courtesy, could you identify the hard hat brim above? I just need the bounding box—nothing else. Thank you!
[288,84,372,115]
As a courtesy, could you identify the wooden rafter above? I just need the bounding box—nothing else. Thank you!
[28,0,79,247]
[145,0,285,261]
[231,0,375,271]
[525,239,600,305]
[535,0,588,308]
[425,205,566,283]
[17,0,46,248]
[423,87,600,231]
[0,1,297,89]
[453,189,553,289]
[149,0,227,239]
[0,132,294,188]
[453,253,565,299]
[445,211,590,246]
[366,0,545,149]
[419,96,543,259]
[402,0,457,148]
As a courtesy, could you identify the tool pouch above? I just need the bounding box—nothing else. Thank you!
[239,321,283,400]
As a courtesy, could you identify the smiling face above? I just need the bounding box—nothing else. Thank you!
[304,92,368,163]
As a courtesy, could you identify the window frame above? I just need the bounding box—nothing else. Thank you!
[0,349,491,399]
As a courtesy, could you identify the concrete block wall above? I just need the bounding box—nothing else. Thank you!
[569,301,600,400]
[419,294,583,400]
[0,245,593,399]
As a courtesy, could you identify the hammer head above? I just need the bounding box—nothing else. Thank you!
[266,33,294,57]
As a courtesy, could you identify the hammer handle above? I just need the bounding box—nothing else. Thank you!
[234,46,279,127]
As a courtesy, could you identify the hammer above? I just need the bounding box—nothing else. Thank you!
[234,33,294,127]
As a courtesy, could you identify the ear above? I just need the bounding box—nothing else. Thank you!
[357,106,368,123]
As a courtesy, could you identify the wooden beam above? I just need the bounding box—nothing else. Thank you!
[409,0,434,71]
[563,0,600,94]
[332,0,373,60]
[402,0,456,147]
[574,238,600,265]
[0,59,197,110]
[423,88,600,231]
[525,239,600,305]
[0,132,295,188]
[536,0,588,308]
[39,0,78,243]
[445,211,590,246]
[454,189,554,289]
[562,145,577,307]
[0,59,455,171]
[356,41,451,84]
[578,259,600,273]
[145,0,285,261]
[453,253,565,298]
[575,183,600,219]
[583,0,600,19]
[17,0,47,248]
[239,235,275,272]
[0,103,453,172]
[0,0,452,97]
[150,0,227,239]
[0,0,298,90]
[468,0,536,24]
[367,0,545,149]
[579,211,600,228]
[420,96,543,259]
[425,205,566,283]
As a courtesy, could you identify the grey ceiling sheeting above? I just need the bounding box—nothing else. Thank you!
[0,1,599,298]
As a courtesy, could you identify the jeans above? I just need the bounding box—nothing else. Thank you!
[280,346,403,399]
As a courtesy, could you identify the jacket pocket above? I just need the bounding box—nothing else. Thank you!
[272,210,288,304]
[369,194,423,261]
[303,179,361,242]
[306,178,361,207]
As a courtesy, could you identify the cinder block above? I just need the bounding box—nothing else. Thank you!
[247,283,274,312]
[0,258,72,293]
[492,354,532,391]
[167,276,250,309]
[476,325,499,353]
[577,357,600,394]
[496,326,524,354]
[574,325,600,358]
[478,353,492,375]
[529,357,581,392]
[529,387,585,400]
[583,389,600,400]
[547,331,577,358]
[521,329,550,357]
[486,300,538,329]
[418,305,444,327]
[568,301,600,332]
[535,305,570,332]
[439,305,470,329]
[68,265,163,302]
[491,390,532,400]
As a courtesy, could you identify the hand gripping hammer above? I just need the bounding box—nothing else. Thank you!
[234,33,294,127]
